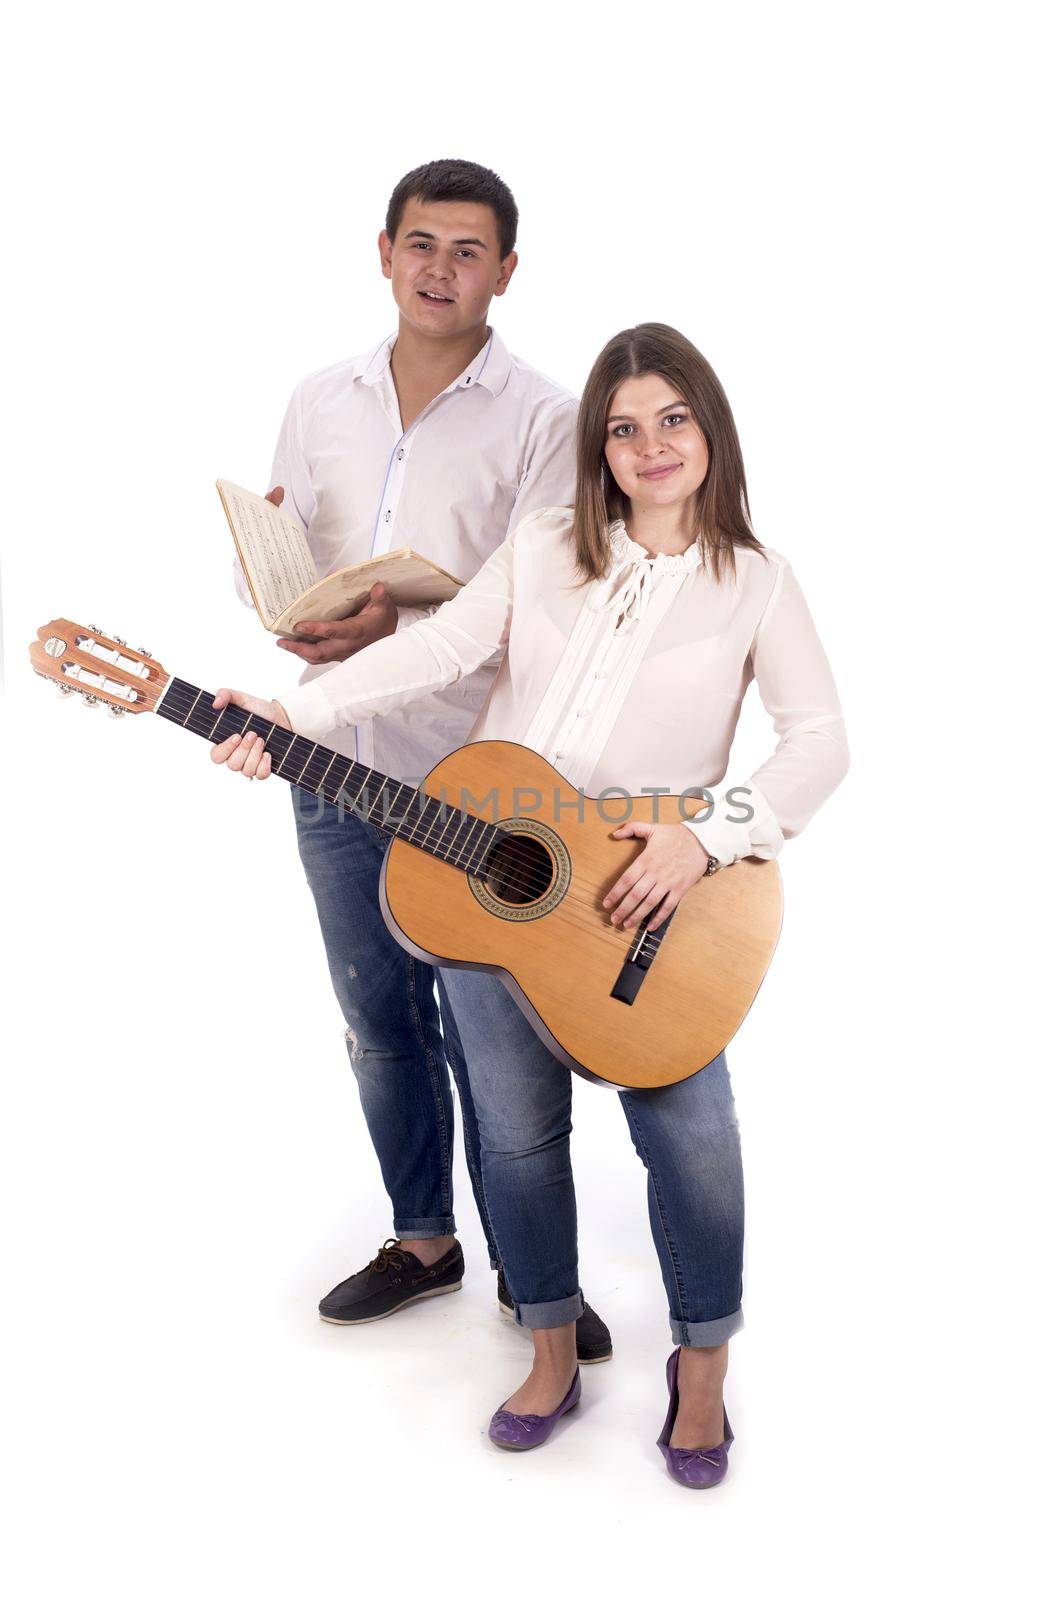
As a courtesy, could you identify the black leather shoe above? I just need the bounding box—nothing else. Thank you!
[496,1266,613,1364]
[319,1239,464,1324]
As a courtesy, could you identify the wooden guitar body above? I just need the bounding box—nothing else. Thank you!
[381,741,783,1090]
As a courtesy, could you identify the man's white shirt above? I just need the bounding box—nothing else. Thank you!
[235,328,577,781]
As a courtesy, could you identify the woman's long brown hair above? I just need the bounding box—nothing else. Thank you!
[571,323,766,583]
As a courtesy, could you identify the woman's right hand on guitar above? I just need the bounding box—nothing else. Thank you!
[210,688,292,781]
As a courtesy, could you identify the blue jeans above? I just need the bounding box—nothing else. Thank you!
[292,786,498,1264]
[438,967,745,1347]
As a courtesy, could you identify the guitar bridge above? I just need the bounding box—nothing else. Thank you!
[610,913,674,1006]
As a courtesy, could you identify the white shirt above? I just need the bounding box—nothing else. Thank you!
[280,507,850,865]
[235,329,578,780]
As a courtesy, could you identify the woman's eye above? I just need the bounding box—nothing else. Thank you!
[662,413,687,427]
[611,424,634,438]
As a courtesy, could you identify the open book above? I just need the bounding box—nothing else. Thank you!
[217,479,463,637]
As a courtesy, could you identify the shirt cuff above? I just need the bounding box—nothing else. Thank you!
[395,603,441,630]
[681,782,784,866]
[275,677,341,743]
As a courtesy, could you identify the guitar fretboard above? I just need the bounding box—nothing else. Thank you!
[157,677,500,876]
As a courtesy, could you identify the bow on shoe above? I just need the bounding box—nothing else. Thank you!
[671,1445,727,1467]
[500,1411,540,1434]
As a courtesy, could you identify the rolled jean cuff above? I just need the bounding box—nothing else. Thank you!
[395,1216,457,1240]
[515,1291,585,1330]
[671,1306,744,1348]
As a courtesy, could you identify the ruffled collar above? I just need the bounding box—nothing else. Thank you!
[591,521,702,629]
[606,519,702,575]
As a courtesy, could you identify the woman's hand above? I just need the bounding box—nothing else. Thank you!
[603,821,712,932]
[210,688,292,781]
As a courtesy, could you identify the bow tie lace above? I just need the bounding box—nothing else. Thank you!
[592,523,702,633]
[592,561,654,632]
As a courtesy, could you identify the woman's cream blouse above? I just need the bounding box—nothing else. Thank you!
[279,508,850,865]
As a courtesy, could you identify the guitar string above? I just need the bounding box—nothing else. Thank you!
[158,684,560,896]
[59,663,680,940]
[157,682,680,954]
[158,682,569,893]
[158,682,678,957]
[157,683,679,955]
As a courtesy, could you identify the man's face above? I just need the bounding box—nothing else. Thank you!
[379,198,517,340]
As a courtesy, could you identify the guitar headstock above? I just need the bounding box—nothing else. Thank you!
[29,620,169,715]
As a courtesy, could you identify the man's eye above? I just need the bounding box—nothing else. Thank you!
[412,241,431,250]
[457,249,474,259]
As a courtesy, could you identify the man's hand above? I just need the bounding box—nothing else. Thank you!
[603,821,713,932]
[276,581,399,664]
[263,487,398,663]
[210,688,292,782]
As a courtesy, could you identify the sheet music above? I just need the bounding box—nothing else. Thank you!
[217,480,317,627]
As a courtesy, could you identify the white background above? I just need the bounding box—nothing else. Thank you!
[2,2,1034,1594]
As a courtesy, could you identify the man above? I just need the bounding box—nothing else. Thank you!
[234,159,611,1361]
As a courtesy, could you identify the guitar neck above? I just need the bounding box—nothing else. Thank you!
[156,676,499,875]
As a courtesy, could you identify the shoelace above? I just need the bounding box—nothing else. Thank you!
[365,1239,411,1279]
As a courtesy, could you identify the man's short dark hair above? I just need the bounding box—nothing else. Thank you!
[386,159,518,258]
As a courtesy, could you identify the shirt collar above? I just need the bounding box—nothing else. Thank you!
[351,327,512,397]
[607,520,703,574]
[351,336,393,384]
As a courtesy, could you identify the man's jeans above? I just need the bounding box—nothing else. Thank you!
[292,785,498,1263]
[439,966,745,1346]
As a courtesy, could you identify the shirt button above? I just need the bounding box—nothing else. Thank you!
[555,751,566,760]
[594,670,608,679]
[385,510,392,521]
[397,448,405,461]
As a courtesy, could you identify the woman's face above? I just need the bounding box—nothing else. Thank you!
[602,372,709,513]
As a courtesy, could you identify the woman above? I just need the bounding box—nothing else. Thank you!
[211,325,849,1487]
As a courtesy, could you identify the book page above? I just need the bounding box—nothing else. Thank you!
[216,479,318,629]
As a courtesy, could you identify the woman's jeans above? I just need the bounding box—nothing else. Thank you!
[438,966,745,1347]
[292,785,498,1263]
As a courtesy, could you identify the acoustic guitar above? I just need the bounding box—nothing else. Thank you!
[30,619,783,1090]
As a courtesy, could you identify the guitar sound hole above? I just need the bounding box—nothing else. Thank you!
[483,834,555,905]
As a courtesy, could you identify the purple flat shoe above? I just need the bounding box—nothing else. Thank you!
[657,1348,734,1489]
[488,1369,581,1451]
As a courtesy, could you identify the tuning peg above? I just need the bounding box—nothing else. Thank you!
[82,693,99,707]
[87,623,101,634]
[137,647,151,657]
[108,704,125,717]
[113,634,127,646]
[57,683,74,696]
